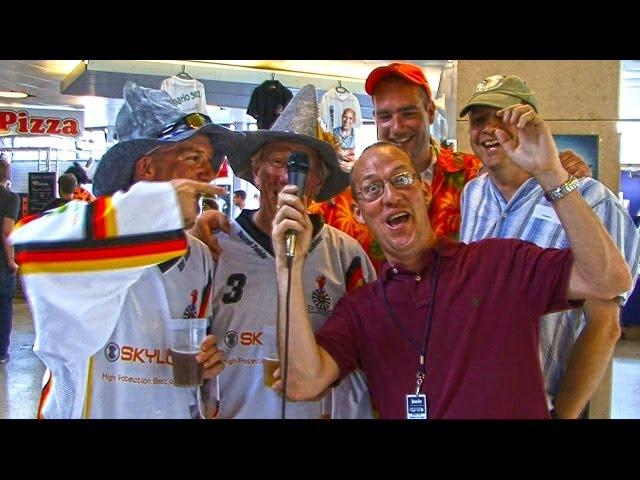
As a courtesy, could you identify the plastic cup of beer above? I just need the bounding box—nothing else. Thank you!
[262,325,279,388]
[165,317,208,387]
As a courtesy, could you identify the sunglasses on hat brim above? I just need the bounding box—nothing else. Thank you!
[156,113,212,140]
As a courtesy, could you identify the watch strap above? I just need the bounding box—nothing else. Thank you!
[543,175,579,202]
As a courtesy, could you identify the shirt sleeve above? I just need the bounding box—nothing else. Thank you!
[9,181,189,362]
[315,295,361,382]
[587,183,640,303]
[503,239,577,316]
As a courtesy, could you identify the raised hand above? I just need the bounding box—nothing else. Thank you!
[495,105,563,183]
[170,180,227,229]
[188,209,231,261]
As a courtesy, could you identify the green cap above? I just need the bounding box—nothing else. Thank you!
[459,74,539,117]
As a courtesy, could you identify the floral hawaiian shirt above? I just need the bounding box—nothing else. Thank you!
[72,186,96,202]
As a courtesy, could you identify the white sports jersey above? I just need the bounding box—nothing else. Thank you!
[160,76,208,115]
[210,211,376,418]
[10,182,214,418]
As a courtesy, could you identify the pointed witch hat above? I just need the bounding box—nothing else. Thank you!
[225,84,347,202]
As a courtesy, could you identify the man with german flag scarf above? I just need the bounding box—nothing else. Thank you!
[9,83,241,418]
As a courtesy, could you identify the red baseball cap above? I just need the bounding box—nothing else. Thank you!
[365,62,432,99]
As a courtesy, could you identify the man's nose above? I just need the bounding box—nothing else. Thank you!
[279,167,289,184]
[390,114,406,133]
[381,180,403,206]
[200,160,217,182]
[481,116,503,134]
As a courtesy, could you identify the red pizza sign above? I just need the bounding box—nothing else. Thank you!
[0,109,83,137]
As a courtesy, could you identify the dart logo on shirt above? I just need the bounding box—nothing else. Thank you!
[309,275,332,316]
[183,289,198,318]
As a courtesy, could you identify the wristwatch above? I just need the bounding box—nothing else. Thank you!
[543,175,579,202]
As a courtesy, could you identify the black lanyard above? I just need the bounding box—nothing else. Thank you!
[380,243,442,394]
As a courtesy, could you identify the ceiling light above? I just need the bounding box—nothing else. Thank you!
[0,91,30,99]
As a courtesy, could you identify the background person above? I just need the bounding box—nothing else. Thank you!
[40,173,77,212]
[64,161,95,202]
[458,74,640,418]
[0,157,19,365]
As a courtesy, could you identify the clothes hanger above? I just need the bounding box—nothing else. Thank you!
[335,80,348,94]
[265,72,278,89]
[176,65,193,80]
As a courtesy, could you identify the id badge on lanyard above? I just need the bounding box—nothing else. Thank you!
[406,394,427,419]
[406,371,427,419]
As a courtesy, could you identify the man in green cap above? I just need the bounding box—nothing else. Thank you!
[459,74,640,419]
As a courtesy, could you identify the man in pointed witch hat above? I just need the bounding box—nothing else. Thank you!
[195,85,376,418]
[9,82,242,419]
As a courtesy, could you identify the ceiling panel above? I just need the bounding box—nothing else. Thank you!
[0,60,451,127]
[6,60,634,128]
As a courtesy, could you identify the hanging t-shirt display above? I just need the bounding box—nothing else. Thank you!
[160,76,208,115]
[319,88,362,131]
[432,63,456,143]
[246,80,293,129]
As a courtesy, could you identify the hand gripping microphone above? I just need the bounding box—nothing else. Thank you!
[285,152,310,258]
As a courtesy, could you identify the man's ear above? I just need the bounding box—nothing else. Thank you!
[427,99,436,126]
[251,151,262,189]
[352,200,366,225]
[133,156,156,182]
[423,181,432,208]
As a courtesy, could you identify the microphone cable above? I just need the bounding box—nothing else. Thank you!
[281,254,294,419]
[280,151,309,419]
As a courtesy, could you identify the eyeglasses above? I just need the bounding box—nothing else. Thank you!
[356,171,417,202]
[156,113,212,140]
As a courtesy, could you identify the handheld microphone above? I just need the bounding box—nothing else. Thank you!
[285,152,310,258]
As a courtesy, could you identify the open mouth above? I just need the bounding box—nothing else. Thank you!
[386,211,410,227]
[482,139,500,148]
[389,136,412,148]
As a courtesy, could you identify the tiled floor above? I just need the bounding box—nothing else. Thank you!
[1,298,639,419]
[0,299,45,419]
[612,331,640,419]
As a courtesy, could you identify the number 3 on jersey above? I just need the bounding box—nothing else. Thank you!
[222,273,247,304]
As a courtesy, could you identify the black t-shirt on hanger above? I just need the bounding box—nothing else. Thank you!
[247,80,293,129]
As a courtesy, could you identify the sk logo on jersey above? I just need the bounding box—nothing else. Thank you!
[309,275,332,316]
[105,342,120,362]
[183,289,198,318]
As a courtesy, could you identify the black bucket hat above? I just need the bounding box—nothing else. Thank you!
[93,81,243,196]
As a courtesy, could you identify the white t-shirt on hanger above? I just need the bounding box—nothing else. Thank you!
[161,76,208,115]
[319,89,362,131]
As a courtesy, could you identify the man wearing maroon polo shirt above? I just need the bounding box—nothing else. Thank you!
[271,104,632,419]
